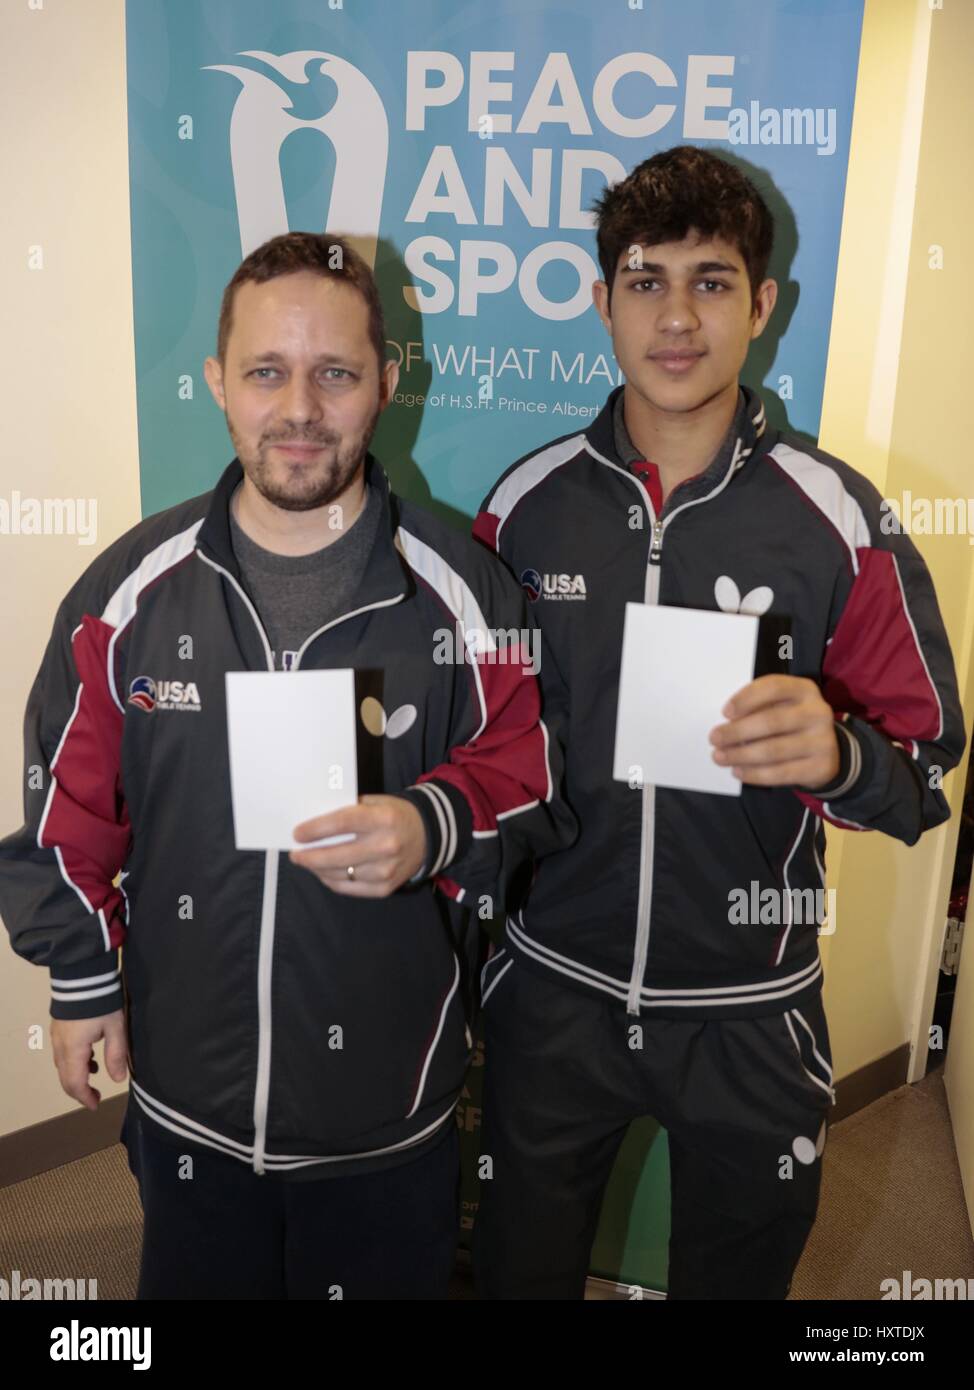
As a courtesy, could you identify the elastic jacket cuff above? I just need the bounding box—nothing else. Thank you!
[50,949,123,1020]
[796,720,863,801]
[399,780,474,883]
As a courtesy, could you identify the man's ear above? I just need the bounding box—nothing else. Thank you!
[749,278,778,341]
[380,357,400,410]
[203,355,227,411]
[592,279,612,334]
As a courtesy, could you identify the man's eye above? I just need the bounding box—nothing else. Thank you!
[248,367,354,380]
[699,280,728,292]
[630,279,660,292]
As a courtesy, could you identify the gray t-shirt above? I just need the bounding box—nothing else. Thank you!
[228,479,382,669]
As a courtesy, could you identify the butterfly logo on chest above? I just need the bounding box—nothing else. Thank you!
[713,575,775,616]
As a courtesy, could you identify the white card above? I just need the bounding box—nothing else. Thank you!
[612,603,759,797]
[225,669,359,851]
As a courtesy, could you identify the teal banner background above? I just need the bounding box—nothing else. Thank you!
[126,0,865,1293]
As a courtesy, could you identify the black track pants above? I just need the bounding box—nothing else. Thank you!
[122,1099,461,1300]
[472,954,833,1300]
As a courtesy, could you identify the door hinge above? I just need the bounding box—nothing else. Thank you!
[941,916,965,976]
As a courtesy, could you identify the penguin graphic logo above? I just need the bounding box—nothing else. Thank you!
[203,50,389,263]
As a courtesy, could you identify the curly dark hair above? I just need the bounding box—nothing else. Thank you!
[216,232,386,370]
[592,145,774,308]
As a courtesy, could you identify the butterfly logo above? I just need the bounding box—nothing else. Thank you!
[714,575,774,616]
[360,697,417,740]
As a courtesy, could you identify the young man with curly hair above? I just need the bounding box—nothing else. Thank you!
[473,145,964,1300]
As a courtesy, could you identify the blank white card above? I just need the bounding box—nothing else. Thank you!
[226,669,359,851]
[613,603,759,797]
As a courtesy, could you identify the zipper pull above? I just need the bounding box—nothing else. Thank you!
[649,519,663,564]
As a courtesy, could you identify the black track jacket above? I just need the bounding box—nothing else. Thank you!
[0,456,575,1174]
[474,385,965,1020]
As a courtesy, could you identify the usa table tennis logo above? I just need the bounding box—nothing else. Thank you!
[128,676,201,713]
[520,568,543,602]
[128,676,157,712]
[521,567,587,602]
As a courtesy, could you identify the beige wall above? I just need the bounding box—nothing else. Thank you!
[1,0,971,1143]
[0,0,139,1132]
[817,0,974,1097]
[822,0,974,1226]
[895,0,974,1228]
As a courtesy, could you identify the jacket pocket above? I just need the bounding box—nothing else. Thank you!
[479,947,514,1007]
[782,1001,835,1109]
[404,952,468,1119]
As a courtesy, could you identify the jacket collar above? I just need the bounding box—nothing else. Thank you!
[584,382,771,506]
[194,452,413,610]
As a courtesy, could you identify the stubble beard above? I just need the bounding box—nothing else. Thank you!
[228,403,381,512]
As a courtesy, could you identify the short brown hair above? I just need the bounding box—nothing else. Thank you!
[592,145,774,309]
[216,232,387,370]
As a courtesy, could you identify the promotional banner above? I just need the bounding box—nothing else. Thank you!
[126,0,865,1292]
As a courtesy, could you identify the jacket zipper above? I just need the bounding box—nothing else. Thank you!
[624,439,749,1016]
[626,517,662,1014]
[197,547,405,1173]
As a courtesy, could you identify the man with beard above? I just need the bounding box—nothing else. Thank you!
[0,233,574,1299]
